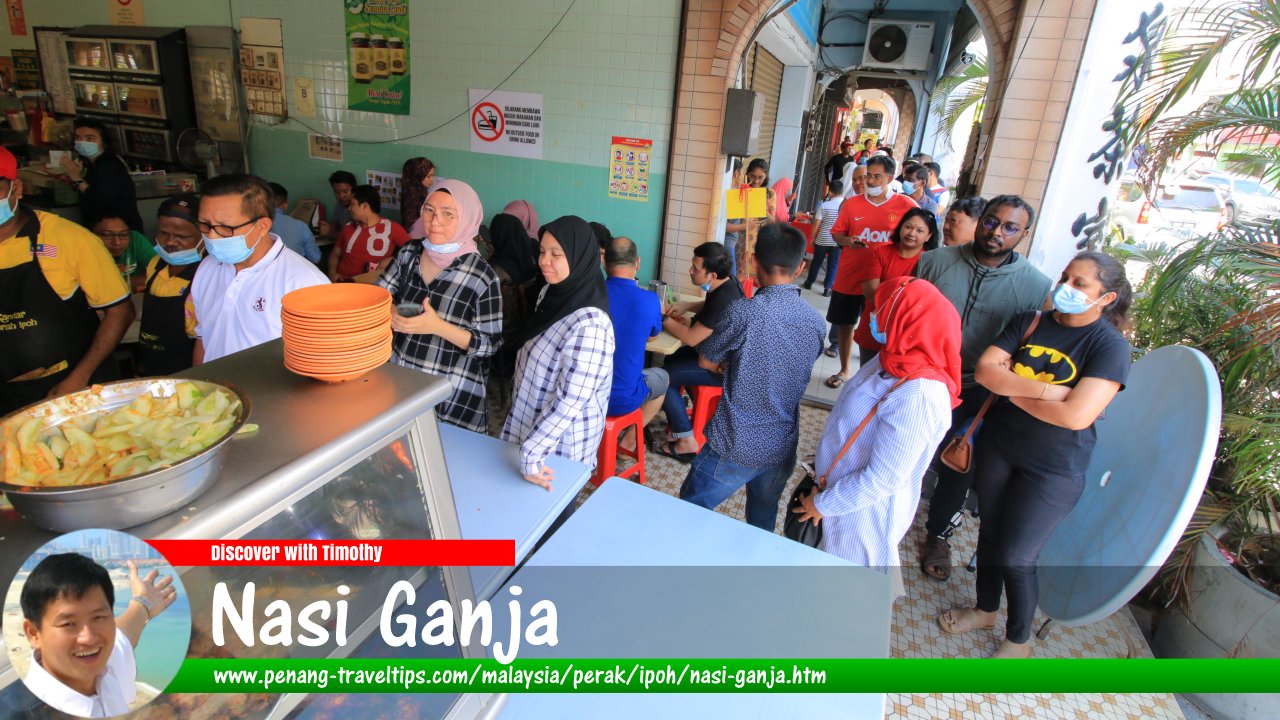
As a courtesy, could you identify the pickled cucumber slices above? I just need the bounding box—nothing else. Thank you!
[1,382,244,488]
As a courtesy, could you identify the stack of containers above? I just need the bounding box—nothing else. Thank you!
[281,284,393,382]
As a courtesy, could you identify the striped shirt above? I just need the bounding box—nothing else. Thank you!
[378,246,503,433]
[814,196,844,247]
[814,357,952,598]
[500,308,615,476]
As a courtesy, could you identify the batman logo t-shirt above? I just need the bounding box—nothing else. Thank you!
[984,310,1132,475]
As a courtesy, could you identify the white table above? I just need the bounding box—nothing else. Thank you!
[494,480,888,719]
[439,423,592,601]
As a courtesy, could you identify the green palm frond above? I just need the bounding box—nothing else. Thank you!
[930,56,988,139]
[1135,86,1280,189]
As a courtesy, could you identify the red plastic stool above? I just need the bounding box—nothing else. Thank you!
[594,407,645,487]
[687,385,723,448]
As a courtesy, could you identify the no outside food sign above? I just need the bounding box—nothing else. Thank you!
[468,89,543,160]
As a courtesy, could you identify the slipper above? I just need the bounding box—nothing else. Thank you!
[823,345,837,358]
[937,608,997,635]
[992,640,1033,658]
[657,441,696,464]
[824,374,848,389]
[921,536,952,581]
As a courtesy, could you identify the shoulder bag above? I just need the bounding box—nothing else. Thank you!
[939,311,1042,473]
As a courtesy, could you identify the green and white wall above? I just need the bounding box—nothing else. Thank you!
[6,0,681,281]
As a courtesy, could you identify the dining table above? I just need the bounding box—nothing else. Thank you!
[645,289,703,356]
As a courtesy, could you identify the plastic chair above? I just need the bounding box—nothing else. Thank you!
[593,407,645,487]
[687,385,723,449]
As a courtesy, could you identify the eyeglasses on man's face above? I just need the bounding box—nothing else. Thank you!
[979,215,1025,238]
[198,217,263,238]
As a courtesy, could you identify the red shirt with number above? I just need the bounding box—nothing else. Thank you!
[828,192,918,296]
[336,219,411,279]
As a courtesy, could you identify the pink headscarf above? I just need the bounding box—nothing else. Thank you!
[502,199,539,239]
[420,179,482,268]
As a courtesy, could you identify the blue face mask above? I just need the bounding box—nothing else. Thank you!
[870,313,887,345]
[206,231,260,265]
[901,181,916,195]
[1052,283,1105,315]
[75,140,103,160]
[154,241,203,266]
[0,186,14,226]
[700,282,712,292]
[425,241,462,254]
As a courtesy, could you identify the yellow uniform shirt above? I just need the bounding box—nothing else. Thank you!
[0,210,129,308]
[143,255,198,339]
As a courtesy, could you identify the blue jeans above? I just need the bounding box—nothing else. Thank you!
[679,444,796,532]
[661,356,722,438]
[805,245,841,291]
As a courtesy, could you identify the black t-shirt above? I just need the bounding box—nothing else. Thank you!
[692,277,745,342]
[984,310,1132,475]
[82,154,143,232]
[825,154,849,184]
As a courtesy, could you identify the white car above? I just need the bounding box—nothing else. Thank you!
[1114,178,1228,244]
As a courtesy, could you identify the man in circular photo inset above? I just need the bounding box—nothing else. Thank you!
[19,553,177,717]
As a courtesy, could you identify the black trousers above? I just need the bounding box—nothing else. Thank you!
[972,436,1084,643]
[923,383,991,538]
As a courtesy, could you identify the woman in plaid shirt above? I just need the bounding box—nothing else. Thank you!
[380,179,502,432]
[501,215,615,489]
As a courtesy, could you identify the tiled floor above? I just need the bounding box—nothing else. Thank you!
[577,403,1187,720]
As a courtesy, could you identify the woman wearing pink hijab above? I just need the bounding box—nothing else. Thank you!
[503,199,539,240]
[378,179,503,432]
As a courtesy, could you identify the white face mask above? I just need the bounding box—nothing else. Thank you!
[864,184,886,197]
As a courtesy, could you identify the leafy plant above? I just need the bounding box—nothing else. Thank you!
[930,55,989,142]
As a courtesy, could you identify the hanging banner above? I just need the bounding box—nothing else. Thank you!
[608,136,652,202]
[6,0,25,36]
[345,0,410,116]
[468,88,543,160]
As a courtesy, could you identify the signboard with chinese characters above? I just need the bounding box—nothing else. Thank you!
[308,133,343,162]
[608,136,652,202]
[107,0,144,26]
[11,49,38,89]
[468,88,543,160]
[345,0,410,115]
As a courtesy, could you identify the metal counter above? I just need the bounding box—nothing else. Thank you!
[0,340,499,720]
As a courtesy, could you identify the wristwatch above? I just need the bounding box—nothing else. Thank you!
[131,595,154,620]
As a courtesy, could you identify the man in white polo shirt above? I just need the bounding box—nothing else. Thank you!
[191,174,328,363]
[21,553,178,717]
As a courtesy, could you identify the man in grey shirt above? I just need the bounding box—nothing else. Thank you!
[913,194,1054,582]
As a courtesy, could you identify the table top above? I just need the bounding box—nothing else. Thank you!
[438,423,592,601]
[495,480,888,718]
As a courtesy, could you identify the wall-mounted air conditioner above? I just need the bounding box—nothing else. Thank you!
[861,19,934,72]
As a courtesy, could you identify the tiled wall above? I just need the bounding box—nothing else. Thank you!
[8,0,681,280]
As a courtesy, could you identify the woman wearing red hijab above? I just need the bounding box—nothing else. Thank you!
[793,277,961,599]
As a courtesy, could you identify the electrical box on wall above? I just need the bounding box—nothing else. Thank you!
[721,88,764,157]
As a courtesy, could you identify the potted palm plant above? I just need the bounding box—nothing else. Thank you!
[1112,2,1280,717]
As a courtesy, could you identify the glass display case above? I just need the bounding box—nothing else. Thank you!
[116,83,167,120]
[65,38,109,72]
[72,79,115,113]
[120,125,173,162]
[0,341,501,720]
[110,39,160,75]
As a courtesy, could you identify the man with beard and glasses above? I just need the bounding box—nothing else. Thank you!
[912,194,1054,583]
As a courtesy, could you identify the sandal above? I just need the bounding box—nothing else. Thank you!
[937,607,997,635]
[824,374,848,389]
[823,345,837,358]
[992,640,1033,658]
[657,441,696,464]
[921,536,952,581]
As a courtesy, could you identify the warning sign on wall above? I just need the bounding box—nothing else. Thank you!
[468,88,543,160]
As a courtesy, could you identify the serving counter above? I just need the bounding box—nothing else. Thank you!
[0,340,591,720]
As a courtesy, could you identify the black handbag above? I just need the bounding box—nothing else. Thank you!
[784,375,913,547]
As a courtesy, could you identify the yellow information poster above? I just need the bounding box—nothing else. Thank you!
[608,136,651,202]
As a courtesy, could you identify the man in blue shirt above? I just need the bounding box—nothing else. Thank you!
[604,236,668,452]
[268,182,321,264]
[679,223,826,531]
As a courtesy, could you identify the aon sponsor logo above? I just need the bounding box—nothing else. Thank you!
[857,228,893,243]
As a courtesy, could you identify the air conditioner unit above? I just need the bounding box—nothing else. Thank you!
[861,19,934,72]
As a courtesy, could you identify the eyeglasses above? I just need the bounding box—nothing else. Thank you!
[980,216,1025,238]
[97,231,131,240]
[198,217,263,238]
[421,206,457,223]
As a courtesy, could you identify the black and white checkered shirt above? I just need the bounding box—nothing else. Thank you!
[378,246,503,433]
[500,308,615,475]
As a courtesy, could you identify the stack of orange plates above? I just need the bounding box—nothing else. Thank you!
[281,284,394,382]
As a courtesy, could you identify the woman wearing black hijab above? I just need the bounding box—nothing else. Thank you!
[487,212,542,388]
[500,215,615,489]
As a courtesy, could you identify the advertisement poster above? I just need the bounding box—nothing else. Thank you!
[608,136,652,202]
[11,49,37,89]
[366,169,402,210]
[308,132,343,161]
[468,88,543,160]
[107,0,144,26]
[345,0,410,115]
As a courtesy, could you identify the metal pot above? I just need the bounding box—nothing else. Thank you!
[0,378,251,532]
